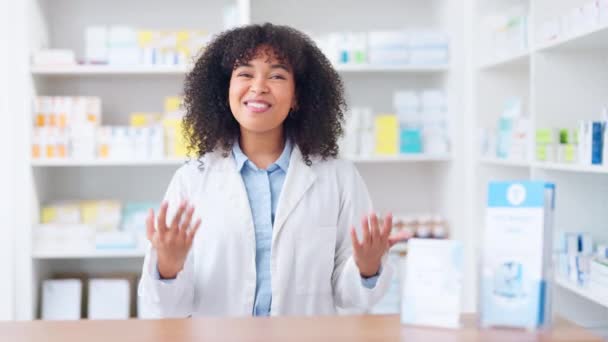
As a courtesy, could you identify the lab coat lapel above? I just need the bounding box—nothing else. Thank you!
[272,146,316,245]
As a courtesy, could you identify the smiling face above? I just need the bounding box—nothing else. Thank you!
[228,47,297,138]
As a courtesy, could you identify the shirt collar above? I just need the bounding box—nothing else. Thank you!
[232,138,293,172]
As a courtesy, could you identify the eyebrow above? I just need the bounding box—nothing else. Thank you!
[236,63,291,72]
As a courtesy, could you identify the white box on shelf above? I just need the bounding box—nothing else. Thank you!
[88,279,131,320]
[95,231,137,250]
[32,49,76,66]
[85,26,109,64]
[108,26,138,65]
[41,279,82,320]
[541,19,561,43]
[601,0,608,23]
[582,1,600,28]
[33,224,96,256]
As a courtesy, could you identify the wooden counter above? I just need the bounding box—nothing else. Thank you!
[0,314,602,341]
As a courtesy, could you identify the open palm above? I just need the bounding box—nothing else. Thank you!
[350,213,412,277]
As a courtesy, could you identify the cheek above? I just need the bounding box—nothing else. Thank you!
[228,83,244,108]
[275,86,296,110]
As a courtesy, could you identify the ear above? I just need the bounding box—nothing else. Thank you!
[291,94,298,111]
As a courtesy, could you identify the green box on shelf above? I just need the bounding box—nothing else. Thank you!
[536,144,551,161]
[535,129,553,144]
[559,129,569,144]
[563,144,576,163]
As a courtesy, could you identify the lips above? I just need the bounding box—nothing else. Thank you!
[244,99,272,113]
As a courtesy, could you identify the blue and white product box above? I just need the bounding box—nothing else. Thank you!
[401,238,463,329]
[481,181,555,329]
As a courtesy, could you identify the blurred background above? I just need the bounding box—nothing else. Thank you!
[0,0,606,337]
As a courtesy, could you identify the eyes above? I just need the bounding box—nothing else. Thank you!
[236,72,287,80]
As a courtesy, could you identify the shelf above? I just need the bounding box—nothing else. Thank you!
[535,22,608,52]
[479,51,530,71]
[532,161,608,174]
[32,155,451,167]
[32,249,146,259]
[30,65,190,76]
[30,64,448,76]
[555,276,608,309]
[334,64,449,73]
[479,157,531,168]
[31,158,187,167]
[347,155,451,163]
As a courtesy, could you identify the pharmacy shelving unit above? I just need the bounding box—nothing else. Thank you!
[11,0,466,320]
[30,64,450,76]
[474,0,608,336]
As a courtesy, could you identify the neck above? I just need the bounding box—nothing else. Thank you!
[239,127,285,169]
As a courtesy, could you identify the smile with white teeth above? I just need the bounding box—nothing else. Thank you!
[245,101,271,111]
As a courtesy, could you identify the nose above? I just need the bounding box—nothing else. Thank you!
[250,76,269,94]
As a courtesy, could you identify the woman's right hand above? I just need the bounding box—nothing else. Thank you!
[146,200,201,279]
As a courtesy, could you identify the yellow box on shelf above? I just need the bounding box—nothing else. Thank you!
[375,114,399,155]
[129,112,161,127]
[81,200,122,232]
[163,96,190,158]
[164,96,183,114]
[163,118,189,157]
[41,203,81,225]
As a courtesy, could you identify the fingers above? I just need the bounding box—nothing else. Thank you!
[170,200,188,231]
[157,202,169,235]
[186,218,202,245]
[361,215,371,245]
[350,226,362,254]
[180,205,195,232]
[146,208,155,241]
[369,213,381,244]
[389,230,413,247]
[382,213,393,239]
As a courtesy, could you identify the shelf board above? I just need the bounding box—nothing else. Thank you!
[32,155,451,167]
[30,63,448,76]
[535,22,608,52]
[347,154,451,163]
[334,64,449,73]
[479,51,530,71]
[30,64,190,76]
[532,161,608,174]
[31,158,187,167]
[32,249,146,259]
[479,157,531,168]
[555,276,608,309]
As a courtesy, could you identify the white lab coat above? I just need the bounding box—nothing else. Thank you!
[138,146,393,318]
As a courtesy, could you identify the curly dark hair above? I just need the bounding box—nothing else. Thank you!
[183,23,346,166]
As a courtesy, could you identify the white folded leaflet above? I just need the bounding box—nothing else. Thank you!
[401,238,463,328]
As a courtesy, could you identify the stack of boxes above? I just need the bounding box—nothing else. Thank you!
[540,1,608,45]
[35,200,157,255]
[314,29,449,67]
[31,96,189,162]
[556,232,608,295]
[535,108,608,166]
[85,27,212,66]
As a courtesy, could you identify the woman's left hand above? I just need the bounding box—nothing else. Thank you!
[350,213,411,277]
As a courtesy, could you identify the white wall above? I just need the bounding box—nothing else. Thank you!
[0,0,20,321]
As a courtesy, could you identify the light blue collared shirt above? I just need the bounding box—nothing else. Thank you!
[232,139,292,316]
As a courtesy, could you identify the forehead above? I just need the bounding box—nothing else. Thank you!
[235,45,290,68]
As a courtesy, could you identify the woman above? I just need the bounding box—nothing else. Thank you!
[138,23,409,318]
